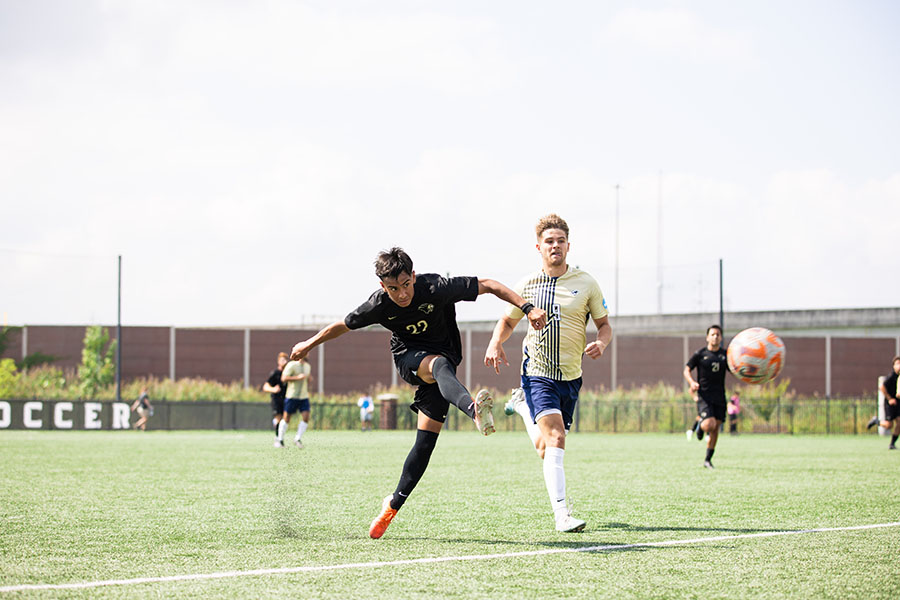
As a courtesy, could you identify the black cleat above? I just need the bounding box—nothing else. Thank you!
[703,460,714,469]
[697,428,704,441]
[867,416,879,430]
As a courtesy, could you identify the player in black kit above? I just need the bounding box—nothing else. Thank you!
[683,325,729,468]
[290,247,546,538]
[867,356,900,449]
[262,352,289,447]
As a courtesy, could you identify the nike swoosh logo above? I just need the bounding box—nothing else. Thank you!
[388,316,398,320]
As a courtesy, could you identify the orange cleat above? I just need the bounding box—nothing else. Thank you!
[369,495,398,539]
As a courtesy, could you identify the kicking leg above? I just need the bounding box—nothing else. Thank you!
[419,355,495,435]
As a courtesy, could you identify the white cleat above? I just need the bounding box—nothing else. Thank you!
[473,389,495,436]
[686,429,694,441]
[294,439,304,449]
[504,387,525,416]
[274,439,284,448]
[556,514,586,533]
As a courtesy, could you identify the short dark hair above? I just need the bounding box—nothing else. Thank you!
[707,324,722,335]
[893,356,900,365]
[374,247,413,280]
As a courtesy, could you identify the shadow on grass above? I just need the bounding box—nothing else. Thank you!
[602,522,788,534]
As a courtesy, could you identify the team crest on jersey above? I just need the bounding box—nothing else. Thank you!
[418,303,434,314]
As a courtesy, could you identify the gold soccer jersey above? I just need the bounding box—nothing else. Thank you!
[506,267,608,381]
[283,360,311,399]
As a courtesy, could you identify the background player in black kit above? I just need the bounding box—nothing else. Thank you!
[867,355,900,449]
[290,247,546,538]
[683,325,729,468]
[262,351,288,447]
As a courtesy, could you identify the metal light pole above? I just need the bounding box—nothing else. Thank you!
[719,258,724,331]
[614,184,620,317]
[115,254,122,403]
[657,171,663,314]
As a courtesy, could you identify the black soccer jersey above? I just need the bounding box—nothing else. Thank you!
[344,273,479,366]
[267,368,286,401]
[884,371,899,399]
[687,347,728,404]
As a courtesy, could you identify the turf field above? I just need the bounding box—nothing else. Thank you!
[1,429,898,598]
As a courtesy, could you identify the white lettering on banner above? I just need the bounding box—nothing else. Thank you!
[24,402,43,429]
[84,403,102,429]
[54,402,74,429]
[112,403,130,430]
[0,401,9,428]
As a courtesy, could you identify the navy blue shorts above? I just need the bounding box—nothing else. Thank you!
[521,376,582,431]
[284,398,310,415]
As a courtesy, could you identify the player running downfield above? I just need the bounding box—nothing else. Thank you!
[867,355,900,449]
[278,356,312,448]
[683,325,730,468]
[290,247,546,538]
[485,214,612,532]
[262,352,289,447]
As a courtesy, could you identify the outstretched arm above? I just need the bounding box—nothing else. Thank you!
[477,278,546,330]
[484,314,522,374]
[291,321,350,361]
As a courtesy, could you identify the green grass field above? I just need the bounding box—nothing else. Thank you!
[2,429,898,598]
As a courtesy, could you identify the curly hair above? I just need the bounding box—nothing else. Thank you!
[535,214,570,239]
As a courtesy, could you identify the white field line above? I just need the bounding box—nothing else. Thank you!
[2,521,899,593]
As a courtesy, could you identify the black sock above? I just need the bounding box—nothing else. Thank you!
[431,357,475,419]
[391,429,439,510]
[705,448,715,462]
[891,434,898,446]
[692,420,700,433]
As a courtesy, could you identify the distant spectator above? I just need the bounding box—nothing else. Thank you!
[358,393,374,431]
[262,352,289,447]
[727,391,741,435]
[131,387,153,431]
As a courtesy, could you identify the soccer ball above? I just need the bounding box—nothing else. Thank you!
[726,327,786,384]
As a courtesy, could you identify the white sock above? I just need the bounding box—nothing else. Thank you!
[296,421,308,441]
[543,446,568,521]
[515,399,542,450]
[277,420,287,441]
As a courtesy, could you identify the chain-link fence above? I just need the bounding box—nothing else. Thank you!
[329,397,882,435]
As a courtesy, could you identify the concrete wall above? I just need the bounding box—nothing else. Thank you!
[4,315,900,397]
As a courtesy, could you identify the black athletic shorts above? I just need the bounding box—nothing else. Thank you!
[394,348,453,423]
[410,383,450,423]
[271,396,285,416]
[394,349,433,387]
[884,398,900,422]
[698,398,727,422]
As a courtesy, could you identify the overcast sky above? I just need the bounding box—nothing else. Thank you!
[2,0,898,327]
